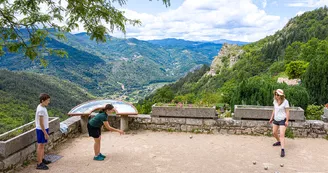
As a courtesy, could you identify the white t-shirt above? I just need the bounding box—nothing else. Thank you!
[273,99,290,121]
[35,104,49,130]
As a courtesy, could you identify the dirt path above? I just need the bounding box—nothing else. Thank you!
[19,131,328,173]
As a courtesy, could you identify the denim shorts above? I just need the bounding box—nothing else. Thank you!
[273,119,286,126]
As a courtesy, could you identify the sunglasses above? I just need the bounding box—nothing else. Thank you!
[274,93,279,96]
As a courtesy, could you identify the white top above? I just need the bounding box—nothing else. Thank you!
[273,99,290,121]
[35,104,49,130]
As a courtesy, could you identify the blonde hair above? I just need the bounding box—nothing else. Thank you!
[273,90,285,104]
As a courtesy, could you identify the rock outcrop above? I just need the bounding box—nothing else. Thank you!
[207,43,243,76]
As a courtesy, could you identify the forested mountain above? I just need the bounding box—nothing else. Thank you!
[0,32,222,101]
[137,7,328,118]
[0,70,95,133]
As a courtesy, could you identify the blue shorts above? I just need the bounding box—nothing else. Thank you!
[36,129,49,144]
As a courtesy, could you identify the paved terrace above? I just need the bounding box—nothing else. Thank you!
[19,131,328,173]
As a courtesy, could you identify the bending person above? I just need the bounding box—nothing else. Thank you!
[87,104,124,161]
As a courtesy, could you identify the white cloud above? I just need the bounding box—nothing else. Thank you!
[107,0,286,42]
[262,0,267,8]
[296,11,305,15]
[287,0,328,7]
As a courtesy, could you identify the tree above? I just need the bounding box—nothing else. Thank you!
[303,55,328,105]
[285,60,309,79]
[0,0,170,64]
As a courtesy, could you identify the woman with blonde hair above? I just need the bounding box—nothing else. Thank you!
[269,89,290,157]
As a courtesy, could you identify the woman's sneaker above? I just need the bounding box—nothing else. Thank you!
[36,162,49,170]
[99,153,106,159]
[93,155,104,161]
[281,149,285,157]
[273,141,281,146]
[42,158,51,164]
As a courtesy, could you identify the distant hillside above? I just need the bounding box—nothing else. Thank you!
[0,70,95,133]
[0,33,222,102]
[211,39,249,45]
[137,7,328,114]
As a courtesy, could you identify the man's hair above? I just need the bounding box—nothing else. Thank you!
[103,104,114,112]
[39,93,50,103]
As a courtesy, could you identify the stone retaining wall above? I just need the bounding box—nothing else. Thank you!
[0,116,81,173]
[109,115,328,138]
[2,114,328,172]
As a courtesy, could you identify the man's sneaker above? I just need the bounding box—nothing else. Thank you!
[93,155,104,161]
[99,153,106,159]
[42,158,51,164]
[273,141,281,146]
[36,162,49,170]
[281,149,285,157]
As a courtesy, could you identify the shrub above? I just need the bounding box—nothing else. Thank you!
[285,61,309,79]
[305,104,324,120]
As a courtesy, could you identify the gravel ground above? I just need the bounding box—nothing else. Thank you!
[19,131,328,173]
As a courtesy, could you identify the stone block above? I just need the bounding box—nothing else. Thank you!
[20,144,36,161]
[186,118,203,126]
[3,151,21,170]
[151,117,166,124]
[0,161,4,170]
[324,123,328,131]
[228,130,235,134]
[233,105,305,121]
[308,133,318,138]
[309,120,324,129]
[181,125,187,132]
[245,128,252,135]
[151,106,217,118]
[291,121,305,128]
[167,118,186,124]
[53,131,63,142]
[219,129,228,134]
[204,119,217,126]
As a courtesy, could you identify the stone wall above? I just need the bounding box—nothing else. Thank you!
[2,114,328,172]
[0,116,81,173]
[109,115,328,138]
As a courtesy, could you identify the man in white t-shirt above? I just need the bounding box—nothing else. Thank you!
[35,93,52,170]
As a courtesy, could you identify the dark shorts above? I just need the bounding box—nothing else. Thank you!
[87,123,101,138]
[36,129,49,144]
[273,119,286,126]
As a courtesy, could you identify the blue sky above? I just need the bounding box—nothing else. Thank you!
[100,0,328,42]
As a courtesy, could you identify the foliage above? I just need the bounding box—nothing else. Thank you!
[231,76,275,111]
[302,54,328,105]
[285,128,295,139]
[305,105,324,120]
[0,70,95,133]
[0,32,222,101]
[0,0,170,61]
[284,85,309,110]
[285,61,309,79]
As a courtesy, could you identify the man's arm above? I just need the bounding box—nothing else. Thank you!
[39,116,49,140]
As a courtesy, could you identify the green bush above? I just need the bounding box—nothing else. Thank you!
[285,61,309,79]
[284,85,309,110]
[305,105,324,120]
